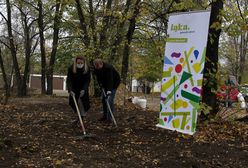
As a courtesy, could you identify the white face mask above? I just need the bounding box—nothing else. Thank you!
[77,63,84,69]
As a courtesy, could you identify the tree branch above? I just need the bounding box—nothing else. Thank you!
[236,0,245,21]
[0,39,10,49]
[0,12,8,22]
[23,0,39,10]
[31,37,39,56]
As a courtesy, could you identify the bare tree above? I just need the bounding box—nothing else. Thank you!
[108,0,132,63]
[16,2,39,96]
[0,47,10,104]
[38,0,47,94]
[0,0,39,97]
[121,0,141,85]
[5,0,24,96]
[236,0,248,83]
[75,0,90,47]
[46,0,64,95]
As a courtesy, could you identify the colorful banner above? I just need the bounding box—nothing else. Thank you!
[157,11,211,135]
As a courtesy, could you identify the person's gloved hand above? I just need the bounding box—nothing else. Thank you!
[70,91,75,97]
[80,90,85,97]
[106,91,112,98]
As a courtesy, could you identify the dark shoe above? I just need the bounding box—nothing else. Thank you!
[105,121,115,127]
[102,119,112,126]
[76,121,81,128]
[98,116,107,122]
[71,119,80,128]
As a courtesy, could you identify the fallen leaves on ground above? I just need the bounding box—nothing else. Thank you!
[0,96,247,168]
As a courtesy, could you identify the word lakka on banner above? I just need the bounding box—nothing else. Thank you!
[171,24,195,34]
[171,24,190,32]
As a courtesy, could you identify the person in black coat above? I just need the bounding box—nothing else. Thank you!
[67,56,91,125]
[93,58,120,123]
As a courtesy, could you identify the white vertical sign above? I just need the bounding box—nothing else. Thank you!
[157,10,211,135]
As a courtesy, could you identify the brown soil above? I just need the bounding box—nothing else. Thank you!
[0,96,248,168]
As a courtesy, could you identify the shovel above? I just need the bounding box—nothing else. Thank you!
[102,89,117,127]
[72,95,96,139]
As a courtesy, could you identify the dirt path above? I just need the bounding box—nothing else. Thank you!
[0,96,248,168]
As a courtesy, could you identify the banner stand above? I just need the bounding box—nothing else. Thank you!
[157,10,211,135]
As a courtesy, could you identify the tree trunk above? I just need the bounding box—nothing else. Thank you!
[0,48,10,104]
[238,32,248,83]
[99,0,113,52]
[75,0,90,47]
[108,0,132,63]
[16,3,38,97]
[121,0,141,85]
[89,0,97,50]
[202,0,224,115]
[38,0,47,94]
[21,8,32,97]
[6,0,24,97]
[46,0,63,95]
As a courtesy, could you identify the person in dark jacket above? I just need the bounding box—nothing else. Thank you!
[67,56,91,125]
[93,58,120,123]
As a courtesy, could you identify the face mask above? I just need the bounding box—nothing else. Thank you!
[77,64,84,69]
